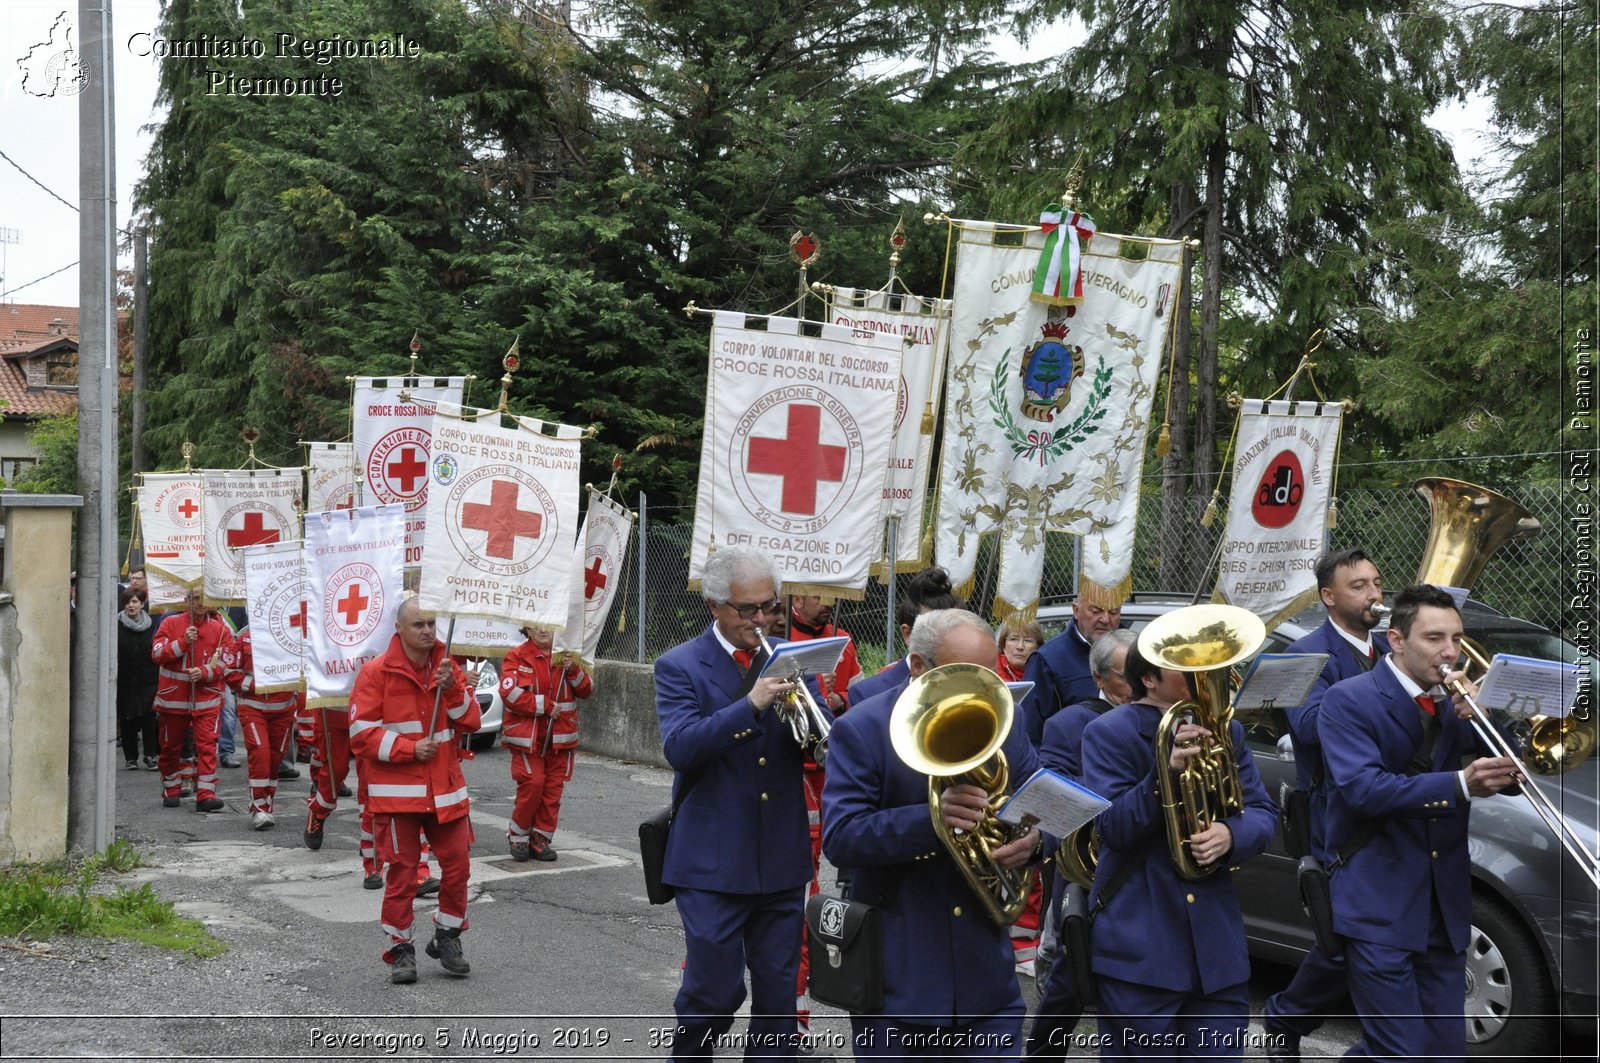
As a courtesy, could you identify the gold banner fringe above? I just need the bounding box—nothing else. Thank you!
[255,681,306,696]
[785,582,867,602]
[305,696,351,710]
[1078,572,1133,611]
[449,641,516,661]
[990,594,1040,623]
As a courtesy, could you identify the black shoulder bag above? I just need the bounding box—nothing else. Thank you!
[1060,834,1160,1010]
[805,870,883,1013]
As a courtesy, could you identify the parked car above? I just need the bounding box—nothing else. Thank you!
[470,659,503,749]
[1037,592,1599,1057]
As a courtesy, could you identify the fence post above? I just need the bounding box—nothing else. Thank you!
[884,517,898,654]
[637,491,648,663]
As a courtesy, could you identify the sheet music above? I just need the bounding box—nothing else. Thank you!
[1475,654,1586,719]
[1233,653,1330,712]
[1005,681,1035,704]
[997,768,1111,838]
[757,636,850,680]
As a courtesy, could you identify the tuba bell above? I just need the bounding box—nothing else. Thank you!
[1137,604,1267,881]
[888,663,1031,926]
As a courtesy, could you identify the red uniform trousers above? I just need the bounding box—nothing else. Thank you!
[375,811,473,960]
[239,706,295,815]
[307,707,351,822]
[508,736,575,846]
[358,763,433,882]
[158,709,219,801]
[1013,876,1043,970]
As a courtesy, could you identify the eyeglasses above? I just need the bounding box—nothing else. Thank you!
[1107,668,1126,680]
[723,598,783,619]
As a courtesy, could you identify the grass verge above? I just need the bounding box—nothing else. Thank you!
[0,839,225,957]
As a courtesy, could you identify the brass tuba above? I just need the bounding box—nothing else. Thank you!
[1411,477,1595,776]
[888,663,1030,926]
[1137,604,1267,881]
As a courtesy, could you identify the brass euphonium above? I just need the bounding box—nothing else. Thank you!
[889,663,1031,926]
[1137,604,1267,881]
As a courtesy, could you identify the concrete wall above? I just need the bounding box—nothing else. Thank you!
[0,495,78,863]
[577,659,668,770]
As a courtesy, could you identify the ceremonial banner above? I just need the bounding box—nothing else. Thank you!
[689,312,902,595]
[555,488,635,664]
[351,376,466,566]
[451,617,523,659]
[138,472,206,597]
[418,408,584,634]
[241,539,308,693]
[306,441,358,512]
[824,287,950,573]
[934,223,1183,615]
[200,469,301,605]
[1215,400,1343,627]
[304,503,407,706]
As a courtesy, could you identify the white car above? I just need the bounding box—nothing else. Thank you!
[470,660,503,748]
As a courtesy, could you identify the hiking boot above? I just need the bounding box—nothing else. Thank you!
[304,810,325,850]
[390,943,417,985]
[220,755,243,769]
[162,794,180,808]
[530,841,557,862]
[196,797,225,813]
[364,871,384,890]
[416,877,441,897]
[252,811,275,831]
[509,839,531,862]
[277,765,301,780]
[426,929,470,976]
[142,755,159,770]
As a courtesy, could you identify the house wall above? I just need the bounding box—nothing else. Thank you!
[0,421,42,488]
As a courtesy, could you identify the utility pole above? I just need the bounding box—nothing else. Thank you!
[71,0,118,854]
[131,226,148,475]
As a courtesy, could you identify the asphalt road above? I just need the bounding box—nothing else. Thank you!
[0,743,1367,1060]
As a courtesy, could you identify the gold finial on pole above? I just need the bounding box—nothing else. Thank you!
[887,215,907,282]
[497,336,521,415]
[181,440,195,473]
[242,427,261,466]
[683,300,699,319]
[1061,151,1088,211]
[408,330,422,378]
[790,230,821,320]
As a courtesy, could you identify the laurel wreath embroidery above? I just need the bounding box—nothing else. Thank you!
[988,351,1114,464]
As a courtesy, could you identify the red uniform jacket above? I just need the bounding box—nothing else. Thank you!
[227,629,303,713]
[348,635,481,821]
[151,612,236,713]
[499,641,592,752]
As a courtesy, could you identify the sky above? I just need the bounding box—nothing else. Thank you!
[0,3,1501,312]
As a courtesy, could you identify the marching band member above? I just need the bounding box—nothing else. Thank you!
[785,593,861,1040]
[654,545,814,1061]
[1027,628,1136,1060]
[150,587,236,812]
[1318,584,1518,1063]
[1262,548,1387,1059]
[822,608,1044,1060]
[1080,643,1276,1060]
[848,565,963,706]
[499,624,593,862]
[1022,597,1122,747]
[348,596,480,984]
[226,625,301,830]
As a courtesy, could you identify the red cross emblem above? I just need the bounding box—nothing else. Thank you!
[583,556,608,600]
[462,479,544,559]
[227,511,281,549]
[336,583,370,626]
[177,498,200,520]
[386,447,427,493]
[746,404,848,515]
[288,601,309,637]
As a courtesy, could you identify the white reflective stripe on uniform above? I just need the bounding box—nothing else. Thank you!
[248,777,273,789]
[382,921,413,941]
[432,729,453,743]
[384,720,424,735]
[369,783,429,798]
[238,696,291,711]
[502,733,534,748]
[532,694,547,716]
[434,786,469,807]
[434,910,465,930]
[445,690,471,720]
[158,667,191,682]
[807,808,820,826]
[554,700,576,713]
[551,732,579,747]
[378,730,399,762]
[349,718,381,736]
[152,696,192,711]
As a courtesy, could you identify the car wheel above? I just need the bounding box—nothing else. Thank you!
[1465,891,1555,1056]
[469,729,498,751]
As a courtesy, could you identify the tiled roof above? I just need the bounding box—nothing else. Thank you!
[0,303,79,419]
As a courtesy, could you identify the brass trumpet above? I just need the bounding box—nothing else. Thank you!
[889,662,1030,926]
[1137,604,1267,880]
[756,630,832,763]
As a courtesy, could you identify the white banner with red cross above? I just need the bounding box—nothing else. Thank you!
[689,312,902,596]
[303,502,408,707]
[306,441,358,513]
[241,539,308,694]
[351,376,467,568]
[822,286,950,575]
[1215,400,1344,627]
[200,469,302,605]
[555,487,635,664]
[137,472,207,601]
[418,407,585,634]
[934,222,1183,617]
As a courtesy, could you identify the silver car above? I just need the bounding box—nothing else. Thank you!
[470,659,504,748]
[1037,592,1599,1057]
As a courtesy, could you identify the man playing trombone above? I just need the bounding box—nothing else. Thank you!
[1318,583,1519,1063]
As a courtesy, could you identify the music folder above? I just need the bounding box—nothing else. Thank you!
[757,636,850,680]
[997,769,1111,839]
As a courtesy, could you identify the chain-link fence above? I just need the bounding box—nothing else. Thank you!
[595,480,1574,666]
